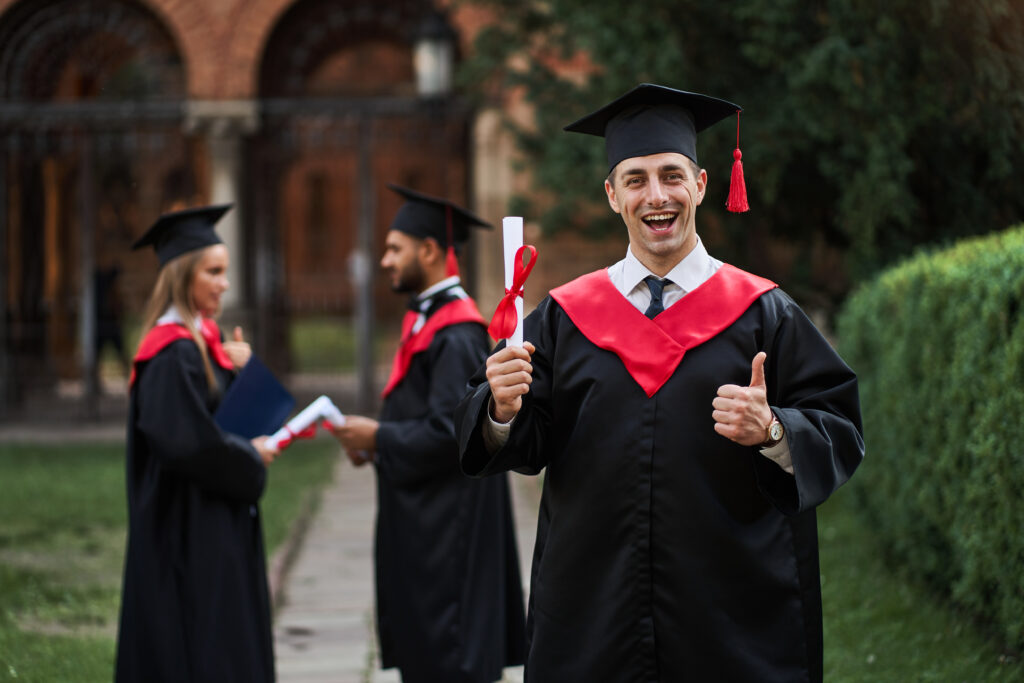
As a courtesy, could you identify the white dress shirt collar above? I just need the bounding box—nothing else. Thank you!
[156,305,202,330]
[621,237,714,294]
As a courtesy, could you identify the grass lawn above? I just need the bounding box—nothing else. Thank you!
[0,438,337,682]
[819,485,1023,681]
[1,438,1021,682]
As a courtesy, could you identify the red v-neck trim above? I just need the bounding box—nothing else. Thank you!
[130,319,234,386]
[550,264,777,397]
[381,297,486,398]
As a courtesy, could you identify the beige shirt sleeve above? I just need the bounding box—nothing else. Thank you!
[481,396,514,453]
[759,438,793,475]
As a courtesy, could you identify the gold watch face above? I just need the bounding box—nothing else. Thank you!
[769,421,784,441]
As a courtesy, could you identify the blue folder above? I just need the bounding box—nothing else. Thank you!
[214,355,295,438]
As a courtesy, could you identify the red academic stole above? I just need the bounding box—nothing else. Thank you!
[550,264,777,397]
[381,297,486,398]
[129,318,235,386]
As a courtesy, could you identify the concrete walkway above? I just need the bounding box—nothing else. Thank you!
[273,457,538,683]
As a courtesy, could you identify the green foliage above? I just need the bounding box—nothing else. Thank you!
[289,316,397,373]
[458,0,1024,305]
[836,224,1024,652]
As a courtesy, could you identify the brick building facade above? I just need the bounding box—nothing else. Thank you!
[0,0,617,414]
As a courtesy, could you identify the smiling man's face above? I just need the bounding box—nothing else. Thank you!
[604,151,706,275]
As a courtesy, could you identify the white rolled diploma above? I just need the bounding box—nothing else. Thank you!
[502,216,525,347]
[267,395,346,450]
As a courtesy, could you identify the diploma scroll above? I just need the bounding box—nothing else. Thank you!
[503,216,525,347]
[267,395,346,450]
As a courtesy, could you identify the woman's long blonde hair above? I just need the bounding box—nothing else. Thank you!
[138,248,218,391]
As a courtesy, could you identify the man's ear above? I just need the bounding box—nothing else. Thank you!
[694,167,708,206]
[420,237,444,266]
[604,178,622,214]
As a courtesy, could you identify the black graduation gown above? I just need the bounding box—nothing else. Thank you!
[374,296,526,683]
[116,338,274,683]
[456,267,864,683]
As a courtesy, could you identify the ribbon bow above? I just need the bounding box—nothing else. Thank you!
[488,244,537,340]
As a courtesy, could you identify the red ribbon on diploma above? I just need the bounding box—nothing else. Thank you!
[275,423,318,449]
[488,244,537,340]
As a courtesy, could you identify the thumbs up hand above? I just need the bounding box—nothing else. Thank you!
[223,325,252,369]
[712,352,774,446]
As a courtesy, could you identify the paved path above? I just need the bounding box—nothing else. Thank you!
[273,458,538,683]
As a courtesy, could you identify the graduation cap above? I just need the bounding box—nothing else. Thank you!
[386,184,493,276]
[564,83,749,212]
[132,204,231,266]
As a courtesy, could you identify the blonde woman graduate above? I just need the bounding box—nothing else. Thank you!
[115,204,278,683]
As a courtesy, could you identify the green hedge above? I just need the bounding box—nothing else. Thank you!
[837,225,1024,652]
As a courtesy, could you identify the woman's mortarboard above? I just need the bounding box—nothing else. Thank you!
[564,83,749,212]
[386,184,493,276]
[132,204,231,266]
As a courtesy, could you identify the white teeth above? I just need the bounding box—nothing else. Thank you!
[644,213,676,222]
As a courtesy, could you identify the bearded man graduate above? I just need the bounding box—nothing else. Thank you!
[331,184,525,683]
[455,84,865,682]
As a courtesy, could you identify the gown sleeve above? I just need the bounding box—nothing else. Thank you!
[457,298,557,478]
[135,340,266,503]
[375,324,488,488]
[753,292,865,514]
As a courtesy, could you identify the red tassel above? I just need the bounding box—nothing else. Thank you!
[444,205,459,277]
[725,112,749,213]
[445,245,459,277]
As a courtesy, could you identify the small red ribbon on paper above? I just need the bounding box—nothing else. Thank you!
[276,423,318,449]
[488,244,537,340]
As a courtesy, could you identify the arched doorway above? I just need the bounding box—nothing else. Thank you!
[0,0,200,415]
[251,0,472,411]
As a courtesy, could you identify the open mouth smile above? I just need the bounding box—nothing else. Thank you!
[642,212,678,232]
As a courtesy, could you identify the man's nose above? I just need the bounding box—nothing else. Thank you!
[646,178,669,205]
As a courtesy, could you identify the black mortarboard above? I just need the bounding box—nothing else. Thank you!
[564,83,740,171]
[386,184,492,276]
[132,204,230,266]
[564,83,750,212]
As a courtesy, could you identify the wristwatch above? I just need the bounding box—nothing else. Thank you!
[761,413,785,448]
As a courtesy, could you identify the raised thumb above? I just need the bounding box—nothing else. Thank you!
[233,326,244,342]
[749,351,767,388]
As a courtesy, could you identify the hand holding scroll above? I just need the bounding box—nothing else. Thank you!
[329,415,378,467]
[485,341,535,423]
[250,435,280,466]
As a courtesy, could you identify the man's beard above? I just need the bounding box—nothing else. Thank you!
[390,261,426,294]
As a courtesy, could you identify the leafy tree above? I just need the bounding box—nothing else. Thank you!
[458,0,1024,308]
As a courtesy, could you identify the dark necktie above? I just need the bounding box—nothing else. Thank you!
[644,275,670,319]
